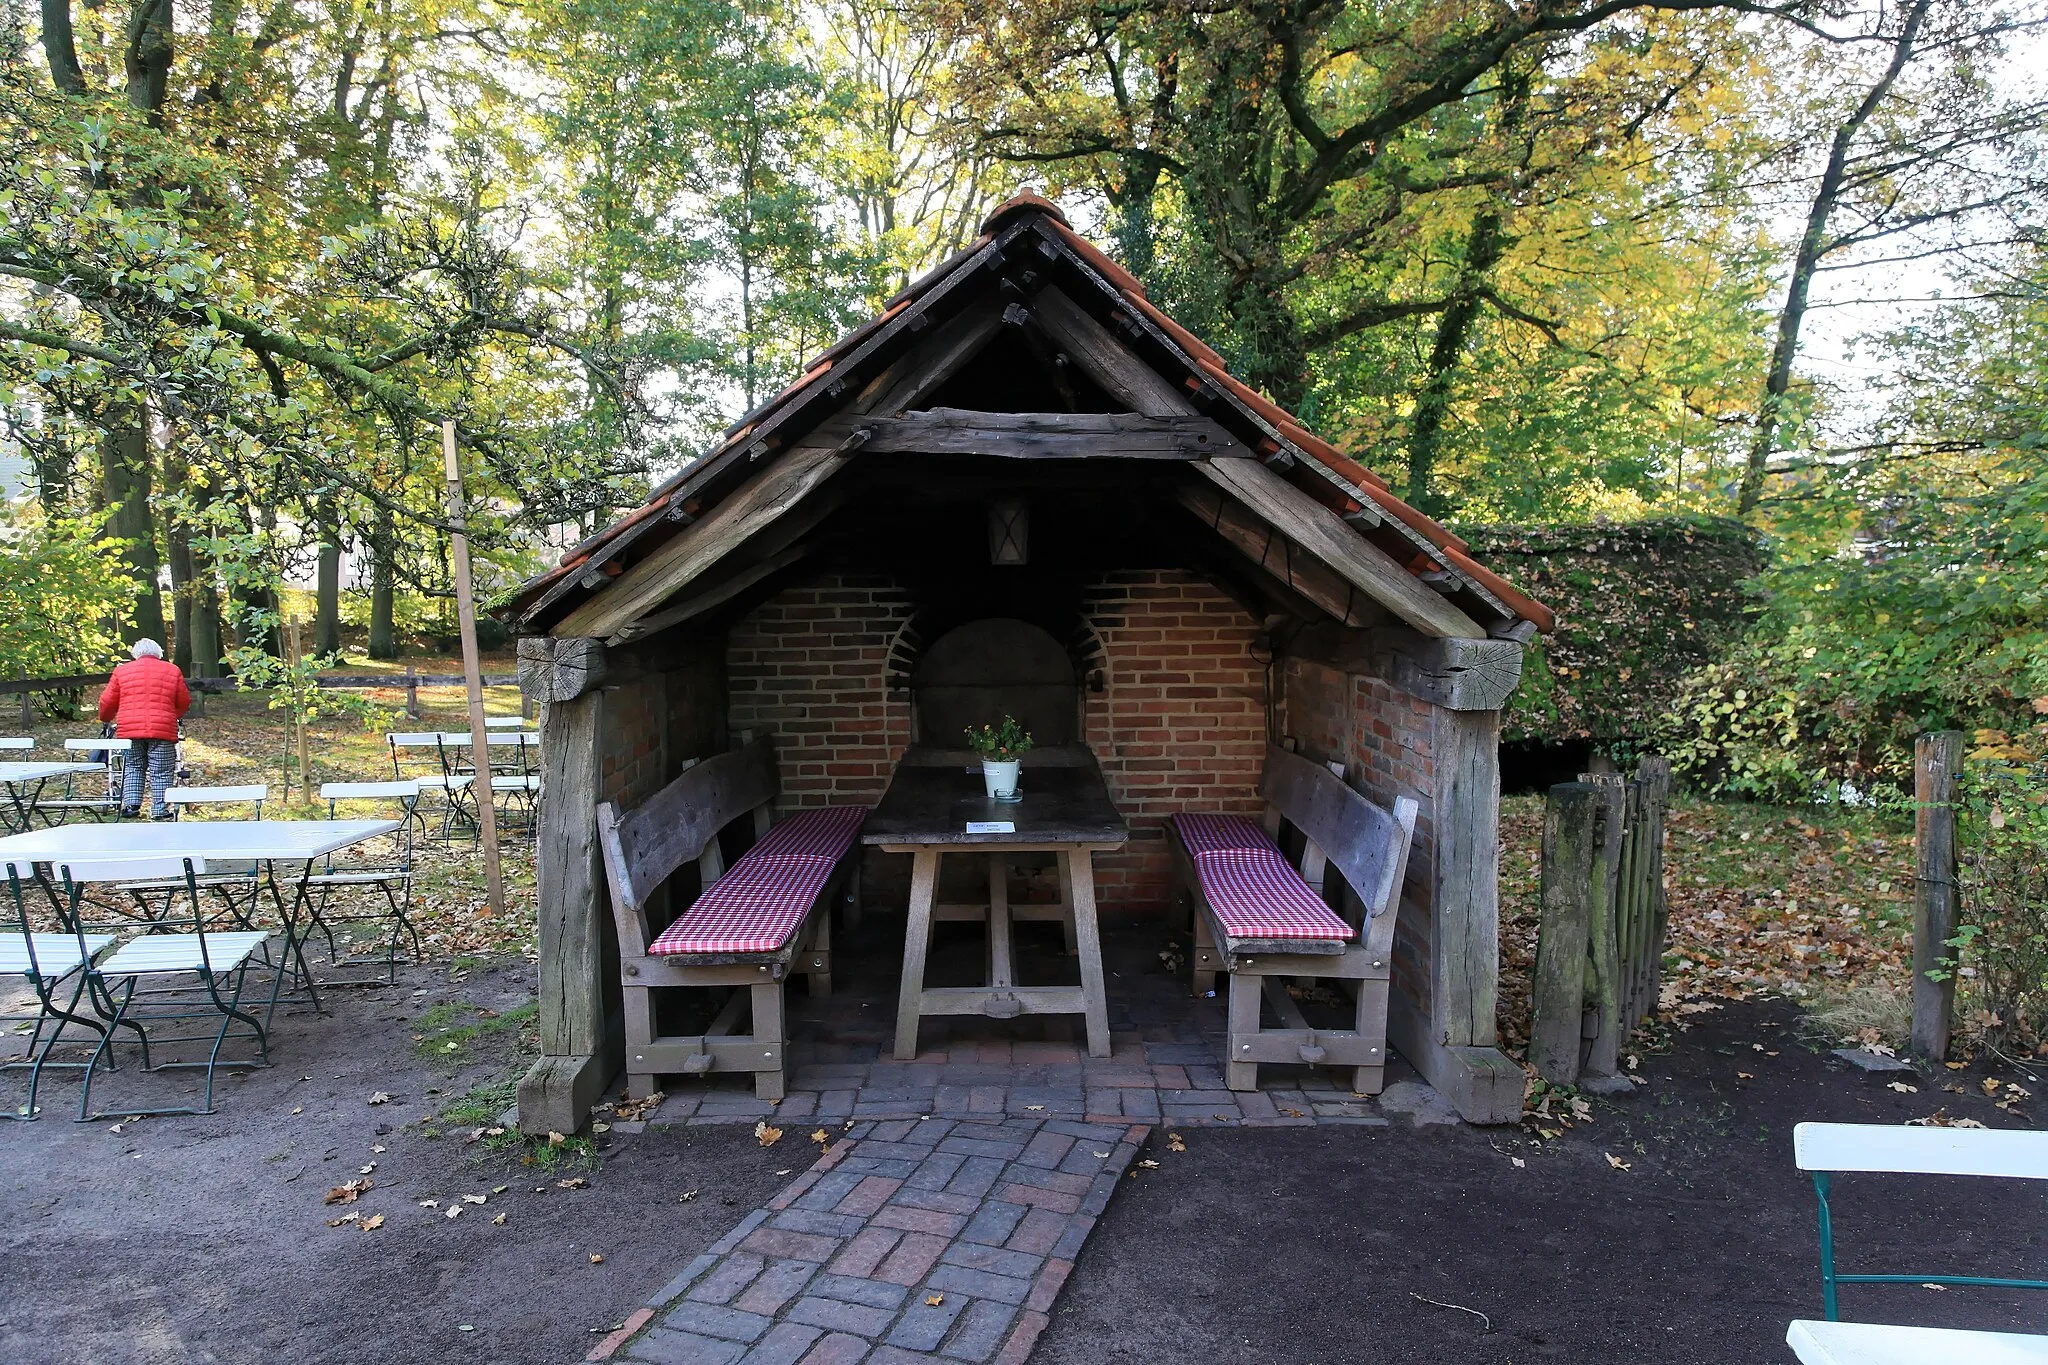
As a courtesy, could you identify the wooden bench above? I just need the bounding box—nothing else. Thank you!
[596,735,863,1101]
[1789,1121,2048,1362]
[1166,743,1417,1095]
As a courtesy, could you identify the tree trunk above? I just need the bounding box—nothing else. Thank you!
[368,509,398,659]
[168,517,195,671]
[315,541,343,656]
[1406,211,1506,517]
[1738,0,1931,514]
[101,417,166,645]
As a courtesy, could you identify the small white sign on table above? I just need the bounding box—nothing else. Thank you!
[965,821,1015,835]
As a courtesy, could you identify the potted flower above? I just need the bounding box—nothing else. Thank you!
[965,714,1034,801]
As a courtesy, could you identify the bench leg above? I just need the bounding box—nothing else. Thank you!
[893,850,940,1060]
[806,908,833,999]
[1351,976,1389,1096]
[751,981,786,1101]
[1224,972,1260,1091]
[623,982,659,1100]
[1191,908,1218,997]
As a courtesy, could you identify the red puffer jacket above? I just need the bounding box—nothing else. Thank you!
[98,656,192,741]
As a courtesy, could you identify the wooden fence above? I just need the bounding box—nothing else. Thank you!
[4,670,522,725]
[1529,756,1672,1090]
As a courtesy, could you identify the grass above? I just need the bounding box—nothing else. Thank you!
[411,1000,539,1063]
[436,1077,597,1172]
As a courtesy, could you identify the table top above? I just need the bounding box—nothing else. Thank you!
[0,762,104,783]
[0,819,401,862]
[1788,1319,2048,1364]
[862,750,1127,847]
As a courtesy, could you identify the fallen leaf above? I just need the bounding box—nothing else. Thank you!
[492,1185,508,1194]
[359,1163,377,1175]
[926,1294,945,1307]
[1510,1157,1526,1169]
[589,1253,604,1264]
[1887,1082,1918,1093]
[368,1092,392,1106]
[418,1199,439,1209]
[325,1179,372,1205]
[492,1213,507,1225]
[445,1205,463,1219]
[546,1131,567,1147]
[360,1213,384,1231]
[1136,1158,1160,1169]
[1921,1283,1947,1291]
[556,1177,588,1190]
[1166,1133,1187,1153]
[810,1129,830,1146]
[591,1122,610,1133]
[775,1169,791,1177]
[1605,1153,1632,1171]
[372,1144,386,1154]
[1983,1078,2003,1095]
[461,1194,487,1205]
[754,1121,782,1147]
[290,1106,303,1116]
[326,1214,358,1227]
[678,1190,699,1202]
[1737,1072,1755,1080]
[1023,1105,1044,1112]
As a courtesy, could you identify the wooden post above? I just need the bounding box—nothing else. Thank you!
[404,668,419,720]
[1530,782,1598,1084]
[1912,731,1964,1064]
[17,690,32,729]
[444,419,505,917]
[285,615,312,794]
[1581,773,1628,1087]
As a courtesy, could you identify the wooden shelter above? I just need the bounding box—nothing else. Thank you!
[503,194,1554,1133]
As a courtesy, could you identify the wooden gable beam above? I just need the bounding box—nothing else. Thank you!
[860,409,1245,459]
[1176,481,1379,629]
[555,438,856,640]
[1192,459,1488,640]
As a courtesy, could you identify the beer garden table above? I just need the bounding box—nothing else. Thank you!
[0,761,105,834]
[862,749,1126,1060]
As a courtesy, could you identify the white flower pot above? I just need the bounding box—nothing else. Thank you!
[982,758,1021,800]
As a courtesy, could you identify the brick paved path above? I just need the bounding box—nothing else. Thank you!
[589,1116,1146,1364]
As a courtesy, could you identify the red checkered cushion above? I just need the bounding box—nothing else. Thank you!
[649,855,834,955]
[1169,812,1276,857]
[1194,848,1353,941]
[752,806,866,860]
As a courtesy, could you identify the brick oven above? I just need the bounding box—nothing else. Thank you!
[502,195,1552,1135]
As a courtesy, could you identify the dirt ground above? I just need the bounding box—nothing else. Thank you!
[1034,997,2048,1365]
[0,956,788,1365]
[9,962,2045,1364]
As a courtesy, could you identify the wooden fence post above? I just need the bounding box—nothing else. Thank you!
[1531,782,1598,1084]
[1912,731,1965,1064]
[405,668,419,720]
[1582,773,1629,1085]
[17,690,32,729]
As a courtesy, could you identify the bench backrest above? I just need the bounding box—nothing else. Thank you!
[1258,743,1417,921]
[597,735,777,951]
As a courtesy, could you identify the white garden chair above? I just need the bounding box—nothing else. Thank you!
[1789,1121,2048,1363]
[305,781,424,983]
[57,856,272,1120]
[1,861,115,1120]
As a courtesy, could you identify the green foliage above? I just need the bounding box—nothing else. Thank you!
[964,714,1034,760]
[1953,727,2048,1050]
[1463,518,1765,746]
[0,504,136,680]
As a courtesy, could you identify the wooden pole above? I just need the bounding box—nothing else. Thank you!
[444,419,505,916]
[1912,730,1964,1064]
[1530,781,1598,1084]
[285,615,311,793]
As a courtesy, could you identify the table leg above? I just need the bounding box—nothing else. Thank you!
[1063,849,1111,1057]
[986,853,1014,992]
[894,848,940,1060]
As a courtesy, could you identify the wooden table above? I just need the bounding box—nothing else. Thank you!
[864,749,1126,1059]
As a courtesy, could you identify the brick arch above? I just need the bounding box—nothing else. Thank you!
[883,607,1107,695]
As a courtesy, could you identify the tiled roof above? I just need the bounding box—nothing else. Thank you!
[508,195,1553,635]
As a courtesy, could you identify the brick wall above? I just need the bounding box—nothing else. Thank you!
[1280,658,1440,1018]
[1080,570,1268,912]
[721,568,1268,915]
[726,575,915,807]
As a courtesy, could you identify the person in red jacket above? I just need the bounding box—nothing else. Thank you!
[98,638,191,819]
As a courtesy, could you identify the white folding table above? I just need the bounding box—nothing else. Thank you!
[0,762,106,833]
[1789,1320,2048,1364]
[0,819,402,1018]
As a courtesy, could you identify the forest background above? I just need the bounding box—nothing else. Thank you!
[1,0,2044,799]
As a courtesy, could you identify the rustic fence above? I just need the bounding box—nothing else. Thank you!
[1529,756,1672,1090]
[2,669,523,725]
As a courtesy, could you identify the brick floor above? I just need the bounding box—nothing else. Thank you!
[593,1117,1146,1364]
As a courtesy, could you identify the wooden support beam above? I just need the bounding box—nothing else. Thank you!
[1028,285,1194,416]
[556,440,855,640]
[517,635,607,704]
[1195,458,1488,640]
[1433,706,1504,1052]
[861,408,1245,459]
[865,306,1007,416]
[1176,481,1376,628]
[1530,781,1598,1085]
[518,686,618,1134]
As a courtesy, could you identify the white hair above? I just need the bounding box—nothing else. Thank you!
[130,638,164,659]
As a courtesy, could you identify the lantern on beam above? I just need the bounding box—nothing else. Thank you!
[988,497,1029,566]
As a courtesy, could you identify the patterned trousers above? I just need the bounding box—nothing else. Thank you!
[122,738,178,818]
